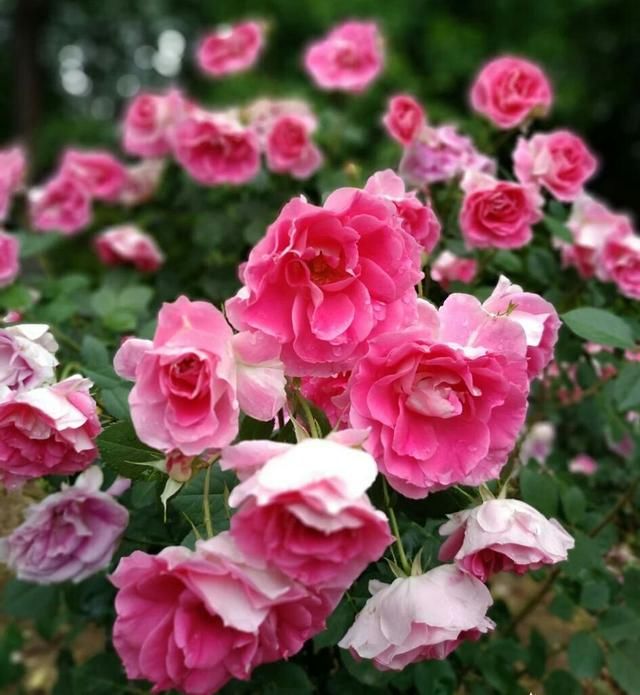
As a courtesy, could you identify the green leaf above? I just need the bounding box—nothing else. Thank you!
[249,662,314,693]
[97,420,163,479]
[544,670,581,695]
[414,661,457,695]
[608,641,640,695]
[492,250,523,274]
[544,215,573,243]
[568,632,603,678]
[580,581,610,612]
[313,598,355,651]
[561,486,587,524]
[1,580,61,620]
[565,531,605,579]
[527,630,547,678]
[562,307,635,349]
[237,415,276,441]
[623,567,640,613]
[99,385,131,421]
[614,363,640,411]
[0,284,34,311]
[519,468,559,517]
[171,467,235,534]
[599,606,640,645]
[15,231,63,258]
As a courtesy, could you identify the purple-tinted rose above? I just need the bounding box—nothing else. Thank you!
[0,466,129,583]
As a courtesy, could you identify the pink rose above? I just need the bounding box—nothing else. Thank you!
[245,98,317,146]
[229,437,392,589]
[115,297,238,455]
[430,251,477,289]
[459,171,543,249]
[383,95,426,145]
[399,124,496,187]
[482,275,560,378]
[111,533,332,694]
[513,130,598,202]
[569,453,598,475]
[94,225,164,272]
[519,422,555,465]
[118,159,166,207]
[0,375,101,489]
[29,174,92,235]
[265,115,323,179]
[0,146,27,221]
[196,21,265,77]
[561,194,633,278]
[470,55,553,129]
[301,371,351,428]
[339,565,495,670]
[225,185,422,376]
[173,111,260,185]
[0,230,20,287]
[122,89,190,158]
[364,170,441,252]
[0,323,58,391]
[0,466,128,583]
[439,499,574,582]
[304,21,384,93]
[601,230,640,300]
[60,149,127,201]
[349,292,530,498]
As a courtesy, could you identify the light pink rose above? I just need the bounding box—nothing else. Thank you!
[122,89,190,158]
[383,95,425,146]
[459,171,543,250]
[265,115,323,179]
[519,421,555,464]
[225,185,423,376]
[560,194,633,279]
[513,130,598,202]
[0,375,101,489]
[111,532,332,695]
[470,55,553,129]
[94,225,164,272]
[245,98,317,146]
[339,565,495,670]
[349,293,530,498]
[229,437,391,589]
[196,21,265,77]
[439,499,574,582]
[115,297,238,455]
[0,230,20,287]
[0,146,27,221]
[173,111,260,185]
[60,149,127,201]
[482,275,560,378]
[29,174,92,235]
[430,251,477,289]
[364,170,441,252]
[231,331,286,422]
[0,323,58,391]
[399,124,496,187]
[0,466,128,583]
[568,453,598,475]
[304,20,384,93]
[301,371,351,428]
[601,230,640,300]
[118,159,166,206]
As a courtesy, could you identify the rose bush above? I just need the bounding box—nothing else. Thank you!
[0,10,639,695]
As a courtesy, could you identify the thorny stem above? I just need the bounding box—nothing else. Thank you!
[507,475,640,633]
[202,463,214,538]
[383,479,412,576]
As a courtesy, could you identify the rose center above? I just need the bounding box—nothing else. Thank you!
[406,377,464,418]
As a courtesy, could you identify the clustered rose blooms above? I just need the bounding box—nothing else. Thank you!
[439,499,574,582]
[0,467,129,584]
[0,323,58,391]
[470,55,553,129]
[111,532,334,695]
[460,171,543,250]
[196,21,265,77]
[0,230,20,288]
[225,178,423,376]
[29,173,93,235]
[94,224,164,272]
[513,130,598,202]
[304,20,384,93]
[383,94,426,146]
[430,251,477,289]
[114,296,285,455]
[0,375,101,489]
[339,566,495,669]
[265,114,323,179]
